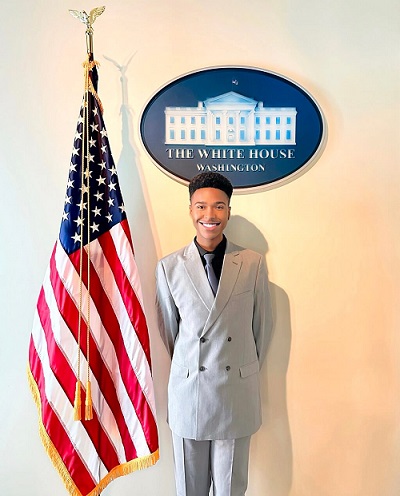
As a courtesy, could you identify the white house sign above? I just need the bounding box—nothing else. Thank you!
[140,66,326,192]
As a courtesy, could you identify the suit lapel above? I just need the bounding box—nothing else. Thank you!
[183,242,215,311]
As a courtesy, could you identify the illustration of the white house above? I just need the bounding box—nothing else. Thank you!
[165,91,297,146]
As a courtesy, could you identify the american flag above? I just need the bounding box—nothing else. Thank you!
[28,58,159,496]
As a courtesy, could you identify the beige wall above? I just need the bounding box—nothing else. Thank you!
[1,1,399,495]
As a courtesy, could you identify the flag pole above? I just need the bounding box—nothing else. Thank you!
[69,6,105,421]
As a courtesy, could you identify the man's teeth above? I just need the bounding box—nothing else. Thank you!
[202,223,218,227]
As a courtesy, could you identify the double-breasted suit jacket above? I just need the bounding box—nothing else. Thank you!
[156,239,273,441]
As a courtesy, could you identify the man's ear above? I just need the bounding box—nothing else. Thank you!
[228,206,231,220]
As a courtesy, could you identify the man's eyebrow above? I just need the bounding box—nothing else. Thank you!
[194,201,227,205]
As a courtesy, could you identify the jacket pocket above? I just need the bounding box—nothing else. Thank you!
[231,287,253,298]
[239,360,259,378]
[171,361,189,378]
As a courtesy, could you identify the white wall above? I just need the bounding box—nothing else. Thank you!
[1,1,399,495]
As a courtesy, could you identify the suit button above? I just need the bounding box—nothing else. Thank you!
[227,337,232,342]
[200,337,206,343]
[225,366,231,371]
[199,366,206,372]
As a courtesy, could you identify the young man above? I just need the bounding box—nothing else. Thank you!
[156,172,272,496]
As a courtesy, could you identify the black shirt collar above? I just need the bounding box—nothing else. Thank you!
[194,235,227,257]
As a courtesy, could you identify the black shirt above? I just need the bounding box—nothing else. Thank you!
[194,236,227,281]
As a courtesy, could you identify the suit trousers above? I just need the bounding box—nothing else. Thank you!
[172,432,251,496]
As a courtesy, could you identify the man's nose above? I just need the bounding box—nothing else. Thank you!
[203,207,215,218]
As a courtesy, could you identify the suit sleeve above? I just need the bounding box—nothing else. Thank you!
[253,256,273,368]
[155,260,180,358]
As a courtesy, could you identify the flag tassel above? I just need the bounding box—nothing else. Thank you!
[85,380,93,420]
[73,381,82,421]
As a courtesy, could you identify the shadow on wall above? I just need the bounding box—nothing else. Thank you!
[104,54,175,494]
[225,216,293,496]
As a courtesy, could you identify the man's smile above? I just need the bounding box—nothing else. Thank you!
[200,221,221,228]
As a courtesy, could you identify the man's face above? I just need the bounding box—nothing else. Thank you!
[189,187,231,251]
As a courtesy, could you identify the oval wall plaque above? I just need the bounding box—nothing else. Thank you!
[140,66,326,192]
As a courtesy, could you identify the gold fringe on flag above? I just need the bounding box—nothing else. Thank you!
[86,450,160,496]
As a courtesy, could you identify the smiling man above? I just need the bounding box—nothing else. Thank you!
[155,172,273,496]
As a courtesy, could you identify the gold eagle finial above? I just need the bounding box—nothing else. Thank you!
[69,6,105,30]
[69,6,105,54]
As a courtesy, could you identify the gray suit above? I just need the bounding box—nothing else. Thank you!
[156,239,273,442]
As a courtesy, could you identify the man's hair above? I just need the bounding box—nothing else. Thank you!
[189,172,233,200]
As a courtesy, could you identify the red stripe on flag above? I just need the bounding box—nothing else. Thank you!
[49,247,138,461]
[120,218,133,250]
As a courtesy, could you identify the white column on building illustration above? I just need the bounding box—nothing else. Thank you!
[206,109,213,144]
[233,110,239,143]
[248,110,252,144]
[222,110,227,143]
